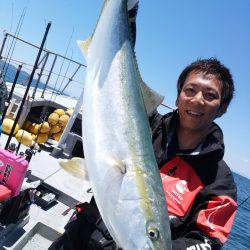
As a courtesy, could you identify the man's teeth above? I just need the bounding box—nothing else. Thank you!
[187,110,203,116]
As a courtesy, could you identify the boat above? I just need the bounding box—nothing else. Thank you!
[0,26,93,249]
[0,24,173,249]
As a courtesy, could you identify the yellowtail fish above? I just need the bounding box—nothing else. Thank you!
[77,0,172,249]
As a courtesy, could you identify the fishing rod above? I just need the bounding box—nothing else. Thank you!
[60,63,82,94]
[56,48,73,96]
[51,28,75,103]
[1,8,25,72]
[2,1,14,62]
[31,52,49,99]
[238,196,249,208]
[161,103,175,110]
[5,22,52,150]
[33,28,76,131]
[41,55,57,98]
[1,7,27,79]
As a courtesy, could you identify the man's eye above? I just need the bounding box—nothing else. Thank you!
[184,88,195,96]
[204,92,217,101]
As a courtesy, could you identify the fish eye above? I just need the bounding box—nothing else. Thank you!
[147,228,159,240]
[146,222,159,241]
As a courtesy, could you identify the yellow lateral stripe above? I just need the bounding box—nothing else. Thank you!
[133,166,154,220]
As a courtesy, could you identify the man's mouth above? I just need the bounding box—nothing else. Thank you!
[186,110,203,117]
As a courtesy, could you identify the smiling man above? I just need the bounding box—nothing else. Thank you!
[150,58,237,249]
[50,59,237,250]
[49,3,237,248]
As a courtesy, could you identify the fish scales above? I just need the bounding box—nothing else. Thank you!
[81,0,172,249]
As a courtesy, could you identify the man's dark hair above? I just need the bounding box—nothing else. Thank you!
[177,58,235,109]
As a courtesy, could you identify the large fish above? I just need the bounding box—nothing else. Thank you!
[77,0,172,249]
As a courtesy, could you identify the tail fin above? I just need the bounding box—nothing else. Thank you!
[127,0,139,11]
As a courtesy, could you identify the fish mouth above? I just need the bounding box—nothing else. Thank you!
[142,242,151,250]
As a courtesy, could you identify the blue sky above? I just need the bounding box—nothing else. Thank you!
[0,0,249,178]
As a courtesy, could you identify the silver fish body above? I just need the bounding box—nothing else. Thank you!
[81,0,172,249]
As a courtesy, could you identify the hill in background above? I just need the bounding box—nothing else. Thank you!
[0,60,68,95]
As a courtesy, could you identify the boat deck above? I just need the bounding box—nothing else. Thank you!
[0,133,92,249]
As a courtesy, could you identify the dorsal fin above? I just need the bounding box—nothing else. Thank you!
[130,33,164,114]
[77,36,92,60]
[140,80,164,115]
[127,1,163,114]
[77,0,107,59]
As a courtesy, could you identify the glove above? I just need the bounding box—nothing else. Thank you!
[49,202,101,250]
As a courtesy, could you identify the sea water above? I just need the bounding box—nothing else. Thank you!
[223,173,250,250]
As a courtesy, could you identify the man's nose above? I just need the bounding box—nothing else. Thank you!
[190,91,205,105]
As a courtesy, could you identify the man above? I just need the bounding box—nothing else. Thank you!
[148,58,237,249]
[50,3,237,249]
[50,58,237,250]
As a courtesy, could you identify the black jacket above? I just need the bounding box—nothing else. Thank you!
[50,111,237,250]
[149,110,237,249]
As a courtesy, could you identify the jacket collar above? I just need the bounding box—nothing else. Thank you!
[162,110,225,162]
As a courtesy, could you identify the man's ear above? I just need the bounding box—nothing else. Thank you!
[217,103,227,118]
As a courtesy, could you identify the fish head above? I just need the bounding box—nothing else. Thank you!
[112,197,171,250]
[131,218,171,250]
[106,168,171,250]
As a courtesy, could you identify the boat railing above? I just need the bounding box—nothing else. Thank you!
[0,30,86,100]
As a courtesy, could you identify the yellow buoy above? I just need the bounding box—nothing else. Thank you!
[58,115,69,127]
[48,112,59,125]
[22,120,32,130]
[36,133,49,144]
[31,134,37,140]
[40,122,50,133]
[29,123,41,134]
[54,109,65,117]
[50,124,61,134]
[2,118,20,135]
[15,130,33,146]
[52,132,62,141]
[66,109,73,117]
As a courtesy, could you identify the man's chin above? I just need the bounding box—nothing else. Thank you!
[181,123,207,133]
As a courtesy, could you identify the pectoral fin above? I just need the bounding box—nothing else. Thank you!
[59,157,89,180]
[106,155,126,174]
[140,80,164,115]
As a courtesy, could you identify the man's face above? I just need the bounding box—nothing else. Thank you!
[176,71,223,133]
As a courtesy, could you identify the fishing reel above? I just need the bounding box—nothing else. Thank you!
[7,143,17,152]
[24,148,40,162]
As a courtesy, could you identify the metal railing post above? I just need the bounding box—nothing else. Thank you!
[41,54,57,98]
[2,64,22,121]
[5,22,52,150]
[32,52,49,99]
